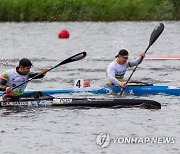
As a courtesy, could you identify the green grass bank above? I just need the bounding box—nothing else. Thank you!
[0,0,179,21]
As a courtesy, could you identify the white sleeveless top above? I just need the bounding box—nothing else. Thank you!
[2,69,29,95]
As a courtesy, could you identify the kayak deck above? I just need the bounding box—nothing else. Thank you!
[22,85,180,96]
[0,83,179,96]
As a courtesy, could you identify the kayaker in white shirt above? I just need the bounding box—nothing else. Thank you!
[106,49,145,88]
[0,58,50,100]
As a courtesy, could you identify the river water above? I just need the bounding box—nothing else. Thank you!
[0,21,180,154]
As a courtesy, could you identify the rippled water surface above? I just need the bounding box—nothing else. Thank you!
[0,21,180,154]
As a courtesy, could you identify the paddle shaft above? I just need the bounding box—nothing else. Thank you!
[11,52,87,90]
[120,23,164,95]
[125,45,150,84]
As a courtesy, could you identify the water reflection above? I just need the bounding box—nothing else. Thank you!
[0,108,26,117]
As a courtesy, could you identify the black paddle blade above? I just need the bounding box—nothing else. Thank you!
[53,52,87,69]
[148,23,164,49]
[120,23,164,95]
[11,52,87,90]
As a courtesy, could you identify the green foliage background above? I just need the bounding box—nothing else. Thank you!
[0,0,179,21]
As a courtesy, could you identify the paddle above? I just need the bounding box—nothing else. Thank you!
[120,23,164,95]
[11,52,87,90]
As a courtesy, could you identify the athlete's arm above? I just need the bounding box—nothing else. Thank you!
[29,68,50,79]
[0,78,7,91]
[129,52,145,67]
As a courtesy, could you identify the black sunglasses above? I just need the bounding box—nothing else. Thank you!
[122,56,128,59]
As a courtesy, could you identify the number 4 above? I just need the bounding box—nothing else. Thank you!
[74,79,84,89]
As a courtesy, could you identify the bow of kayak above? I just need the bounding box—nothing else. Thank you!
[109,85,180,96]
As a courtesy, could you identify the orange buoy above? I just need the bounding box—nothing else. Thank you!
[58,29,70,39]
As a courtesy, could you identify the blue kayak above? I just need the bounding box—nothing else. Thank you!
[20,84,180,96]
[1,84,180,96]
[42,85,180,96]
[110,84,180,96]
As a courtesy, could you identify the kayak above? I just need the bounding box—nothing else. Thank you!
[106,84,180,96]
[0,83,179,96]
[18,84,180,96]
[0,97,161,109]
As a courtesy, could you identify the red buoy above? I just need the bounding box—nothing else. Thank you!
[58,29,70,39]
[83,80,90,87]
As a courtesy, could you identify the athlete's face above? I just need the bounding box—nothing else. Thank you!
[19,66,31,75]
[117,55,128,64]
